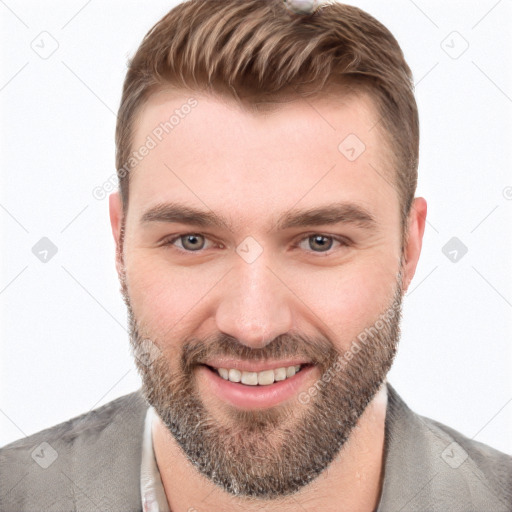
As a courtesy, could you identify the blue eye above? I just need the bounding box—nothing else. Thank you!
[166,234,209,251]
[162,233,349,254]
[295,234,349,253]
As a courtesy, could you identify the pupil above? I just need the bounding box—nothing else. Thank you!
[184,234,203,250]
[312,235,332,251]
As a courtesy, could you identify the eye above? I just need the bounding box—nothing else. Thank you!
[295,234,349,254]
[163,233,215,252]
[161,233,349,255]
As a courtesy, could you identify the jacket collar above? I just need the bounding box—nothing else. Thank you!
[118,383,506,511]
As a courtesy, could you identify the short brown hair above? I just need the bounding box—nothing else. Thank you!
[115,0,418,234]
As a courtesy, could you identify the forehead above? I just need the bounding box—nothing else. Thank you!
[126,88,398,231]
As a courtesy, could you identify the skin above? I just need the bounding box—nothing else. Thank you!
[109,88,427,511]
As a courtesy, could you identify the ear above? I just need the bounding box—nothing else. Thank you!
[402,197,427,294]
[109,191,125,278]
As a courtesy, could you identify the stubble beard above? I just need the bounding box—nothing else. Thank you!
[120,263,403,499]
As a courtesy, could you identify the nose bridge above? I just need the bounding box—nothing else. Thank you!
[215,253,293,349]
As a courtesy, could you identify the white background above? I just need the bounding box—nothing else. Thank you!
[1,0,511,454]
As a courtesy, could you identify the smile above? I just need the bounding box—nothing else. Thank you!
[212,364,304,386]
[199,363,317,409]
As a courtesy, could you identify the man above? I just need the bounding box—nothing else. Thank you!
[1,0,511,510]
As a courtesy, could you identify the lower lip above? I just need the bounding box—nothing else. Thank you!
[198,364,317,410]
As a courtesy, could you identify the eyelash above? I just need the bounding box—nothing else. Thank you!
[161,233,350,255]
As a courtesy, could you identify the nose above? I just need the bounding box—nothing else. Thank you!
[214,255,293,350]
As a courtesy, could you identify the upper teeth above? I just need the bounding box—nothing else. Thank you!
[217,365,302,386]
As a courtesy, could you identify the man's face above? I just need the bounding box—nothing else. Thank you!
[110,89,422,498]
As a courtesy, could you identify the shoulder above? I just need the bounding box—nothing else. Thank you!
[422,413,512,501]
[0,389,148,512]
[381,383,512,511]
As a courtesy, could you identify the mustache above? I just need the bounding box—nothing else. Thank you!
[178,332,338,371]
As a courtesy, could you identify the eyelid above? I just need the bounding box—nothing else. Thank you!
[161,233,220,252]
[161,232,351,254]
[292,233,350,253]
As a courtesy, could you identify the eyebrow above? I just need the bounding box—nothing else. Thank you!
[140,201,377,232]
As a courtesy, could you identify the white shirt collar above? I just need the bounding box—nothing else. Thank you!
[140,406,171,512]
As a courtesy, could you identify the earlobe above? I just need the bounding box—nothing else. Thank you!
[402,197,427,293]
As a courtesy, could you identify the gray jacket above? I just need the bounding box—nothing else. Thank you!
[1,383,511,511]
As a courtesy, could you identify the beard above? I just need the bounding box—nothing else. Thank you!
[120,262,404,499]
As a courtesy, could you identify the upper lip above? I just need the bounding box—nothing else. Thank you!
[202,358,312,372]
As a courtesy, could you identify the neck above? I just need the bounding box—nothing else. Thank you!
[153,384,388,512]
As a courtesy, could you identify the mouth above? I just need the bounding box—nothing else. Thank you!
[203,363,314,386]
[198,362,317,410]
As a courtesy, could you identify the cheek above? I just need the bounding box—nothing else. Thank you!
[125,245,400,350]
[290,259,398,350]
[125,253,220,337]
